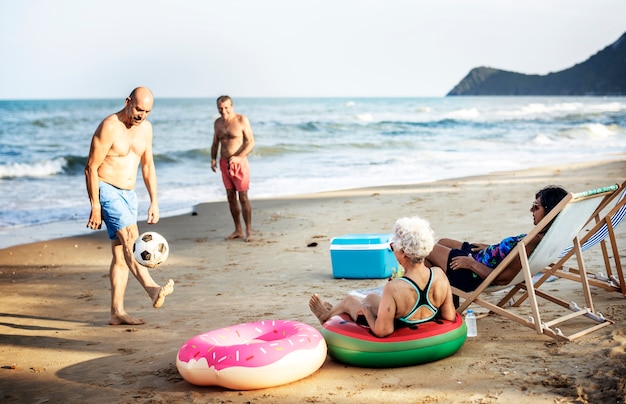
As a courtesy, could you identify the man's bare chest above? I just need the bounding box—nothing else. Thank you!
[109,133,146,157]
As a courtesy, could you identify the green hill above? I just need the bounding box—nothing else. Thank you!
[447,31,626,96]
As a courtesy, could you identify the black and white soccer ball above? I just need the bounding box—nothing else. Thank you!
[133,232,169,268]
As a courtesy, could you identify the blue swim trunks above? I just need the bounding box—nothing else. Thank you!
[99,181,138,240]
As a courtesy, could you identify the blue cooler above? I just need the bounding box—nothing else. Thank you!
[330,234,399,279]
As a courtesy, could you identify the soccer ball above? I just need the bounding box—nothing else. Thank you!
[133,232,169,268]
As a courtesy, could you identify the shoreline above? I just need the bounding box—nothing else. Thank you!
[1,158,622,251]
[1,158,625,403]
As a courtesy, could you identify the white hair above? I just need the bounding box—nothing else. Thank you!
[392,216,435,263]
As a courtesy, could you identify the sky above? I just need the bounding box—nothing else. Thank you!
[1,0,625,100]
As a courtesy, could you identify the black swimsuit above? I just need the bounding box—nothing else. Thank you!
[395,270,438,327]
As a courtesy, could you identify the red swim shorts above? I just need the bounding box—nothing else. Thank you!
[219,157,250,192]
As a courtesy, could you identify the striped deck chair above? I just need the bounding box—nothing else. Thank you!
[532,181,626,294]
[453,184,618,341]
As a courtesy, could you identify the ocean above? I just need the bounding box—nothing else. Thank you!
[1,96,625,248]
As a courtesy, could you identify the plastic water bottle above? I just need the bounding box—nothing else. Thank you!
[465,309,477,337]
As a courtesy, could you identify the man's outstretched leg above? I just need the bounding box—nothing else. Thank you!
[109,225,174,325]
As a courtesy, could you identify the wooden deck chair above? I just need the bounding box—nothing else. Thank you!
[534,180,626,294]
[453,184,618,341]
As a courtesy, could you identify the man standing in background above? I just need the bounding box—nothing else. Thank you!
[211,95,255,242]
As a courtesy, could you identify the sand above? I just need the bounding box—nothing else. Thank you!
[1,160,625,403]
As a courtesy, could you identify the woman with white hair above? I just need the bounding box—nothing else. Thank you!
[309,216,456,338]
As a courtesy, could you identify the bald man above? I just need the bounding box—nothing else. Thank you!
[85,87,174,325]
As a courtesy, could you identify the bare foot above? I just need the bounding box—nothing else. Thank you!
[109,313,145,326]
[152,279,174,308]
[309,294,332,324]
[226,230,245,240]
[244,229,254,242]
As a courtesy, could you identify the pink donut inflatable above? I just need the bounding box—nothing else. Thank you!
[176,320,327,390]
